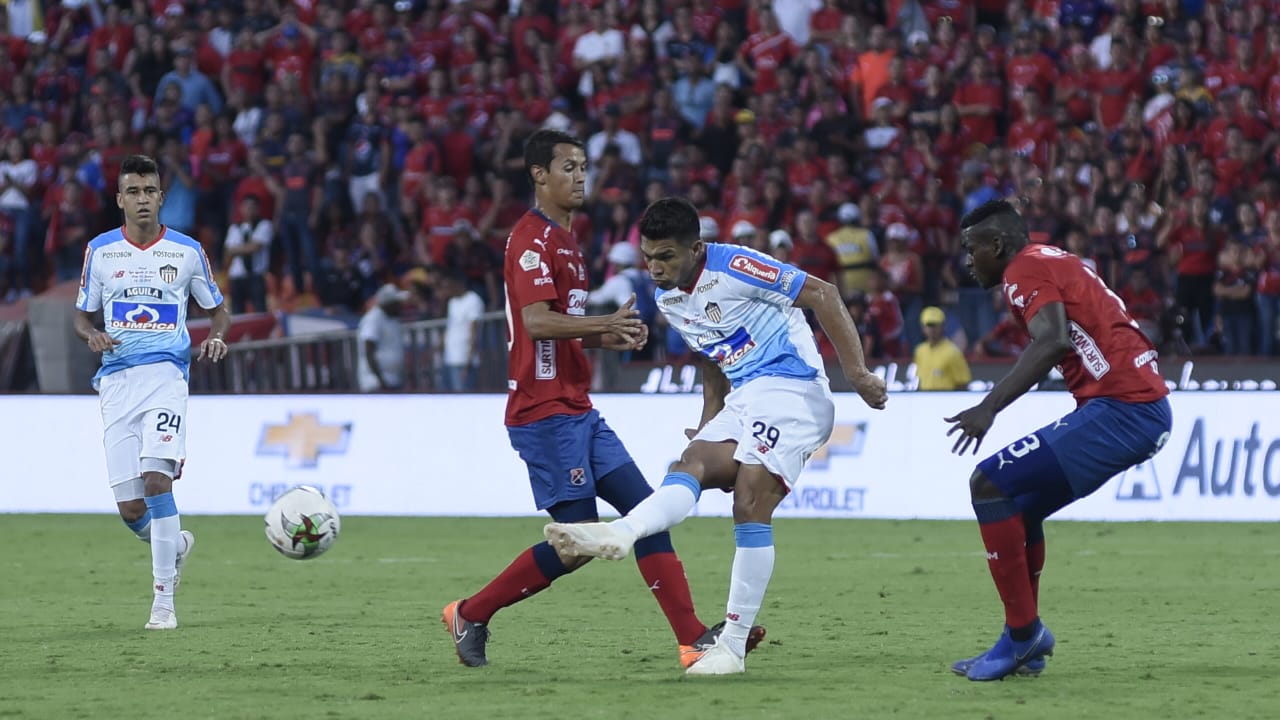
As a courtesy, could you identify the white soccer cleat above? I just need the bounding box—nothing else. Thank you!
[174,530,195,589]
[145,606,177,630]
[543,522,635,560]
[685,639,746,675]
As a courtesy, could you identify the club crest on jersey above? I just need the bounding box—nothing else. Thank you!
[159,264,178,284]
[569,467,586,486]
[728,254,780,283]
[704,302,722,323]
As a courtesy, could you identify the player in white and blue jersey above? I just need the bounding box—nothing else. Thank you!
[546,197,888,675]
[73,155,230,631]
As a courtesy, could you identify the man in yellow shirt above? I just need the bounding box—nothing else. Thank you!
[913,306,971,390]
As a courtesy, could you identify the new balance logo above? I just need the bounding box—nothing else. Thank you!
[649,580,661,592]
[726,612,740,621]
[986,552,999,560]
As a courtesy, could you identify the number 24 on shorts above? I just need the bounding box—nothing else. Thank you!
[155,412,182,433]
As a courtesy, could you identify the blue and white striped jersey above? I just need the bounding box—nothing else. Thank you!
[75,226,224,387]
[656,243,827,388]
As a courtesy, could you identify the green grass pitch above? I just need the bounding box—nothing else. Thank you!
[1,515,1277,719]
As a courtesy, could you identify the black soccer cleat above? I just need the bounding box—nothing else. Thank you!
[442,600,491,667]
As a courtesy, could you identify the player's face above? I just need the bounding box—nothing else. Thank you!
[117,173,164,227]
[536,143,587,212]
[640,236,705,291]
[960,229,1004,290]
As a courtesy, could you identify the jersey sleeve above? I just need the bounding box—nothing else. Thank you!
[712,245,807,306]
[1002,251,1065,326]
[75,244,102,312]
[505,232,558,310]
[188,245,225,310]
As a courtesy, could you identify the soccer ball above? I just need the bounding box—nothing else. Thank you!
[264,486,341,560]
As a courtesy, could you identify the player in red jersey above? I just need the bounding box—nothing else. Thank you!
[442,130,761,668]
[944,199,1172,681]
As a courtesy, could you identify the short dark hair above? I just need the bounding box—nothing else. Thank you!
[119,154,159,179]
[959,198,1029,247]
[638,197,701,246]
[523,129,583,180]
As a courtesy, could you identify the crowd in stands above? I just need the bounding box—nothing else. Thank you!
[2,0,1279,361]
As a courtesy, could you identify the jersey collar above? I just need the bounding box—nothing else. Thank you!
[678,255,707,294]
[121,224,168,251]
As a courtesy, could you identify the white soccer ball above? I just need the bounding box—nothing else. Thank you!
[264,486,341,560]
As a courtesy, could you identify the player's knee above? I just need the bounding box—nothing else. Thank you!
[667,457,702,479]
[142,469,174,497]
[968,469,1004,501]
[117,499,147,523]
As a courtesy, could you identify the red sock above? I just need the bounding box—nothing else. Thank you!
[1026,538,1045,605]
[978,515,1038,629]
[461,548,553,624]
[637,552,705,646]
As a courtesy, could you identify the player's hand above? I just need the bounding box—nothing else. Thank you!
[847,369,888,409]
[944,402,996,455]
[605,294,644,338]
[198,336,228,362]
[599,326,647,351]
[86,330,121,353]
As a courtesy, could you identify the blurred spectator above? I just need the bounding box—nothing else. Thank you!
[45,177,91,283]
[357,283,408,393]
[439,269,485,393]
[1119,266,1165,347]
[913,306,971,391]
[1215,241,1257,356]
[826,202,877,297]
[223,195,273,315]
[1257,208,1280,357]
[866,268,905,358]
[588,242,657,361]
[0,136,36,300]
[767,228,793,263]
[975,311,1033,359]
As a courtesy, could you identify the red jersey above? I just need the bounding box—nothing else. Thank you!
[1002,244,1167,404]
[503,210,593,427]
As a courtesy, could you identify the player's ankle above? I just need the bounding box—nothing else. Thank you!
[613,518,641,540]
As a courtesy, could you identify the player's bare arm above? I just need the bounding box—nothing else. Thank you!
[794,275,888,409]
[74,309,121,353]
[197,303,232,362]
[685,354,730,440]
[522,296,643,343]
[945,302,1072,454]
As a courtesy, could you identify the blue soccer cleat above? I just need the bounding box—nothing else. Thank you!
[951,627,1047,677]
[965,622,1055,681]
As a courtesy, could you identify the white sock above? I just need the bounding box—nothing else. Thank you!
[613,472,701,539]
[144,493,180,607]
[722,523,775,658]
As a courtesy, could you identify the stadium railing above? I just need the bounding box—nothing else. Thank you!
[189,311,509,394]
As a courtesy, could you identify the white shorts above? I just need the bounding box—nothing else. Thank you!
[694,375,835,489]
[98,362,188,492]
